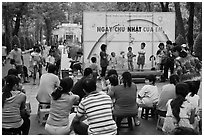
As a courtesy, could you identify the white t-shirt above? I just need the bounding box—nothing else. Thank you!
[36,73,60,103]
[137,85,159,107]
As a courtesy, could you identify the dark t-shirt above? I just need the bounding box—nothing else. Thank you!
[71,77,86,102]
[100,51,109,67]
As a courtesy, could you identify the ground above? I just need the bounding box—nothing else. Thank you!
[0,48,179,135]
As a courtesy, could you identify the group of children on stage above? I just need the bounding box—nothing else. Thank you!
[93,42,147,72]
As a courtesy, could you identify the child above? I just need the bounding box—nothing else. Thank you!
[127,47,136,71]
[120,51,126,69]
[89,57,99,82]
[109,52,117,69]
[137,74,159,108]
[156,43,165,71]
[137,42,146,71]
[46,50,55,71]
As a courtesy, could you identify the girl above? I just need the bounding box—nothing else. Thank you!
[162,83,195,134]
[45,77,79,135]
[137,42,146,71]
[109,52,117,69]
[137,74,159,108]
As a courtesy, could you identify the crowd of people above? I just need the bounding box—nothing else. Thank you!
[2,40,202,135]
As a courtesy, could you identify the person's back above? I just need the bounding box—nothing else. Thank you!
[157,84,176,112]
[2,90,26,129]
[111,83,137,114]
[36,73,60,103]
[79,91,117,134]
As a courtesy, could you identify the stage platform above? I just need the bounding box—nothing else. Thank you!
[116,69,163,83]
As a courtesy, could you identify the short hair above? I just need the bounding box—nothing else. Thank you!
[158,43,164,48]
[48,64,57,73]
[166,40,172,45]
[105,69,118,80]
[83,67,93,77]
[128,47,132,50]
[91,57,97,63]
[169,74,179,85]
[146,74,156,85]
[184,80,200,97]
[8,68,18,76]
[141,42,146,47]
[108,74,119,86]
[100,44,107,51]
[82,78,96,93]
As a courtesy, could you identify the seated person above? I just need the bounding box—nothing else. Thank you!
[108,71,140,126]
[36,64,60,106]
[162,83,196,134]
[70,78,117,135]
[137,74,159,108]
[2,75,30,135]
[156,74,179,117]
[71,68,93,103]
[45,77,79,135]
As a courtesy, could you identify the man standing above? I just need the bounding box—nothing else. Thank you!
[162,40,174,82]
[8,44,28,83]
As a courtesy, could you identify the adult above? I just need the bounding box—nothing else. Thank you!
[156,74,180,117]
[108,71,140,126]
[8,44,28,83]
[36,64,60,104]
[71,78,117,135]
[137,74,159,108]
[45,77,79,135]
[162,83,196,134]
[2,75,30,135]
[172,45,201,82]
[53,44,61,74]
[71,67,93,102]
[100,44,109,78]
[162,40,174,82]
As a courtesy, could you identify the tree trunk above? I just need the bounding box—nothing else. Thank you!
[187,2,194,53]
[174,2,186,42]
[12,13,21,36]
[45,17,52,46]
[160,2,169,12]
[3,4,12,53]
[12,2,27,36]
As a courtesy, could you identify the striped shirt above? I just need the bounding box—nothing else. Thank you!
[77,91,117,135]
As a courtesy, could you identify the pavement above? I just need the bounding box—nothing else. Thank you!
[3,48,198,135]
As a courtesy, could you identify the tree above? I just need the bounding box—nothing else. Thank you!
[193,33,202,61]
[32,2,66,46]
[11,35,21,49]
[186,2,195,53]
[174,2,186,42]
[160,2,169,12]
[20,36,25,51]
[25,37,31,50]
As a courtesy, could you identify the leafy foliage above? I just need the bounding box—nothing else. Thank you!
[11,35,21,49]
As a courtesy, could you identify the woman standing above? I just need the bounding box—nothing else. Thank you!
[45,77,79,135]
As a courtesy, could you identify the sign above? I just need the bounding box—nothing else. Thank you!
[83,12,175,69]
